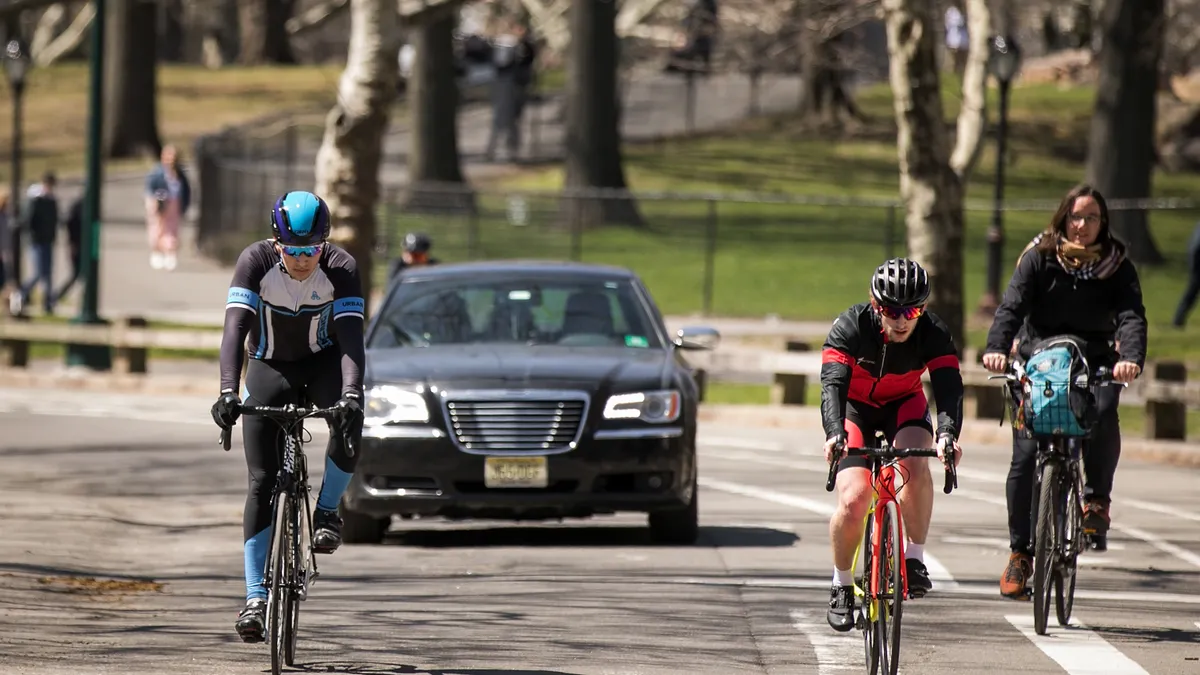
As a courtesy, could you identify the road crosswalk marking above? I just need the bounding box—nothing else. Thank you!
[1006,614,1150,675]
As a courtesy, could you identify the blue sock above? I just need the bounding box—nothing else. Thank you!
[243,527,271,601]
[316,456,353,512]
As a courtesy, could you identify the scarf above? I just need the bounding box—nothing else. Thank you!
[1024,232,1126,280]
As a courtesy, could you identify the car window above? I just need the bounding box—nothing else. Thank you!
[370,276,661,349]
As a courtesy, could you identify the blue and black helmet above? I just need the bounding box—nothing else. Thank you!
[271,191,331,246]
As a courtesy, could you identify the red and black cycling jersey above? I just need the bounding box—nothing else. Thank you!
[819,302,964,441]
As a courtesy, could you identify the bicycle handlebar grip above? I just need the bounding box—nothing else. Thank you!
[943,464,956,494]
[220,426,232,451]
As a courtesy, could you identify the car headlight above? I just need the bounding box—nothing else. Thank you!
[603,390,681,423]
[364,385,430,425]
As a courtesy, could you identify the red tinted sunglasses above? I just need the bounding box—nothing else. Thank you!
[878,304,924,321]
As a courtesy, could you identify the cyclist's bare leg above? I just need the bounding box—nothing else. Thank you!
[831,467,873,569]
[893,424,935,596]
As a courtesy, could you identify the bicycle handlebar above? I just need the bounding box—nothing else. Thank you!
[824,443,957,495]
[218,403,356,457]
[986,363,1129,389]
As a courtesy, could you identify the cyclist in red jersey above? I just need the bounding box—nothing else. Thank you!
[820,258,964,632]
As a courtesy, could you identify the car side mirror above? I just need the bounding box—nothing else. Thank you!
[673,326,720,351]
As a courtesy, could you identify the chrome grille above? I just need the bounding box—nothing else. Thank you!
[443,392,588,454]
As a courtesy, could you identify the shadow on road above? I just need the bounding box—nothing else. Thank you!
[379,524,797,549]
[297,665,582,675]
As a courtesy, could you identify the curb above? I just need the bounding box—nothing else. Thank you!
[698,404,1200,469]
[5,370,1199,469]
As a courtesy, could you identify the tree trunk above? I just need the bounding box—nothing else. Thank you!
[563,0,642,228]
[238,0,296,64]
[882,0,991,353]
[313,0,399,317]
[158,0,185,62]
[103,0,162,159]
[1084,0,1166,264]
[402,6,475,215]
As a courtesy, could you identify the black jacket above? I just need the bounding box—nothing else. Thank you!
[820,303,964,441]
[984,246,1148,368]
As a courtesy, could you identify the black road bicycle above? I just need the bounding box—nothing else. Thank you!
[220,401,356,674]
[991,363,1125,635]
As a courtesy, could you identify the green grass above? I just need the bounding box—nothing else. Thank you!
[384,75,1200,362]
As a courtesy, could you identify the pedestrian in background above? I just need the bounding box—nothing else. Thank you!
[1172,220,1200,327]
[15,172,60,315]
[145,144,191,271]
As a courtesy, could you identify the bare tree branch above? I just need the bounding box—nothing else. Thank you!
[33,2,93,65]
[948,0,991,178]
[28,3,64,57]
[286,0,348,35]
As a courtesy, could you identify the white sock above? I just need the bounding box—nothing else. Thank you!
[833,567,854,586]
[906,542,924,562]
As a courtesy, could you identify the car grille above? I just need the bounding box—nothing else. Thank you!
[444,396,587,453]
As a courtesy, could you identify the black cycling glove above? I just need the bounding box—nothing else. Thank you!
[332,392,364,435]
[211,392,242,429]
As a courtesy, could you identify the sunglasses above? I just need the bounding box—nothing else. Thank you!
[278,243,323,258]
[877,304,924,321]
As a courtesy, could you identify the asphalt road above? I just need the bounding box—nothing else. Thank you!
[2,387,1199,674]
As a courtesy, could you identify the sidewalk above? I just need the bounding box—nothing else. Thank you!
[23,71,807,325]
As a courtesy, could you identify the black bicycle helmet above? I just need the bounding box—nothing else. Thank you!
[870,258,930,307]
[402,232,432,254]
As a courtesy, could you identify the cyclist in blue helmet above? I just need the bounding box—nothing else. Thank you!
[210,190,368,643]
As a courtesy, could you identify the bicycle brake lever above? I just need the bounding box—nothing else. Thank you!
[220,426,232,451]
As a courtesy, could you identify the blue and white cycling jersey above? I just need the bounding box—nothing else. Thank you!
[219,240,366,395]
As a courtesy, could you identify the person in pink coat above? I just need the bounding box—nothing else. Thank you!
[144,144,191,271]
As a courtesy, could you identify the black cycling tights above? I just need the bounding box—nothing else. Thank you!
[241,348,358,541]
[1006,383,1122,554]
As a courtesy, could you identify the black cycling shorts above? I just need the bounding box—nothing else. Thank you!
[837,391,934,472]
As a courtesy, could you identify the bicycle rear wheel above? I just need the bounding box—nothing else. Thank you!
[878,501,904,675]
[859,510,879,675]
[267,496,292,675]
[1032,460,1060,636]
[1055,464,1083,626]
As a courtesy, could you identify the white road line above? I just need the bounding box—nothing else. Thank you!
[1123,498,1200,524]
[699,477,958,590]
[710,441,1200,573]
[671,576,1200,605]
[1005,614,1150,675]
[789,609,863,674]
[941,536,1127,559]
[699,437,792,454]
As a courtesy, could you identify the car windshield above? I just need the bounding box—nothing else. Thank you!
[369,275,664,349]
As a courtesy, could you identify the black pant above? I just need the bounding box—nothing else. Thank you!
[1006,382,1122,554]
[1174,257,1200,327]
[241,347,358,541]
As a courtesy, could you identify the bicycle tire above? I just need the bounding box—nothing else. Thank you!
[1055,464,1082,626]
[1033,459,1060,636]
[268,495,290,675]
[859,509,879,675]
[284,491,301,666]
[880,501,903,675]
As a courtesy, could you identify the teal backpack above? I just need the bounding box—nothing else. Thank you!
[1020,336,1097,438]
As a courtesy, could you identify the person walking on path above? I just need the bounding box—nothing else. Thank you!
[145,144,192,271]
[1172,220,1200,327]
[14,172,61,316]
[51,192,85,307]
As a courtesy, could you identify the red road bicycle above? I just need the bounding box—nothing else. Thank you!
[825,431,958,675]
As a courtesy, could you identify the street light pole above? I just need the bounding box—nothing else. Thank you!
[65,0,111,370]
[4,35,30,317]
[979,35,1022,315]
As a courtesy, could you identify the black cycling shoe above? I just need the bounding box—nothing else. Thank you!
[312,507,343,554]
[235,597,267,643]
[905,558,933,598]
[827,584,856,632]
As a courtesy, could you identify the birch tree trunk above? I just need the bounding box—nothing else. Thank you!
[881,0,990,352]
[313,0,399,316]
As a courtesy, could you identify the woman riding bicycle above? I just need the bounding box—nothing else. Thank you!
[981,183,1147,600]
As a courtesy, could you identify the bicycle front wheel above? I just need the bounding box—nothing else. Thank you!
[878,501,904,675]
[1033,460,1060,636]
[859,510,879,675]
[267,496,292,675]
[284,493,302,666]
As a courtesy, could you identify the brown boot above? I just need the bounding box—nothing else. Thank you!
[1083,498,1111,535]
[1000,552,1033,599]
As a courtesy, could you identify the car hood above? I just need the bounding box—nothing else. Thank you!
[366,344,676,391]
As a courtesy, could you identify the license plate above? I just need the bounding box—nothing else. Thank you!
[484,456,548,488]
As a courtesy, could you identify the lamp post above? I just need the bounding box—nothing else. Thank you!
[979,34,1022,315]
[65,0,111,370]
[4,36,30,316]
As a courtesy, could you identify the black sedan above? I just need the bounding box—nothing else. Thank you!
[339,260,720,545]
